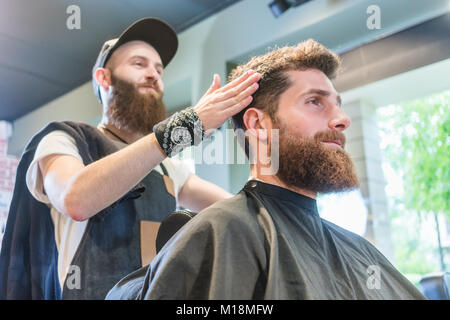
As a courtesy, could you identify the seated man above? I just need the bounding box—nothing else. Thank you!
[106,39,425,300]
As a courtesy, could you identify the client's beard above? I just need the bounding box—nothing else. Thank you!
[106,73,167,135]
[275,122,359,194]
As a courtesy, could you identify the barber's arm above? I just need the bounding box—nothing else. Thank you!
[38,71,260,221]
[177,174,232,212]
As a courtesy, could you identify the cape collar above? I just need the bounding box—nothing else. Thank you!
[244,179,318,215]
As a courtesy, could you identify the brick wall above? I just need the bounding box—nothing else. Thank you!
[0,138,19,248]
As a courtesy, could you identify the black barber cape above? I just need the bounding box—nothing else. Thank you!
[107,180,425,300]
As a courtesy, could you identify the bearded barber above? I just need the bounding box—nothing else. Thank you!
[0,17,261,300]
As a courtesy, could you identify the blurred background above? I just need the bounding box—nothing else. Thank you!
[0,0,449,294]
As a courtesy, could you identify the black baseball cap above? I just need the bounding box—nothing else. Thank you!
[92,17,178,103]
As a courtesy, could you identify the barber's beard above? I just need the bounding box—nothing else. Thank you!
[274,121,360,194]
[106,74,167,135]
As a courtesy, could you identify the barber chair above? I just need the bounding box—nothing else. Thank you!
[155,209,197,253]
[418,272,450,300]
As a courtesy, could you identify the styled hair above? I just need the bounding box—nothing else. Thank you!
[228,39,341,157]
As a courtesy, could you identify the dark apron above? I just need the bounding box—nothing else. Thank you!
[62,164,176,299]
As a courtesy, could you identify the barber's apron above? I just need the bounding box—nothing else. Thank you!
[62,164,176,299]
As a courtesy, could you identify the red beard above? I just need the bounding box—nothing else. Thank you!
[107,74,167,135]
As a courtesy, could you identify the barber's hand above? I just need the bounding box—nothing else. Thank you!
[193,70,261,132]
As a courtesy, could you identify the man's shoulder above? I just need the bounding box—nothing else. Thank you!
[165,191,267,255]
[27,121,93,148]
[31,121,117,161]
[38,121,94,135]
[321,218,389,259]
[323,219,368,241]
[191,191,261,232]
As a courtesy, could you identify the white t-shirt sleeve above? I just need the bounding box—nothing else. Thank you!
[161,157,194,200]
[26,130,83,204]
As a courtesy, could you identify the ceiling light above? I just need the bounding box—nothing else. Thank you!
[268,0,312,18]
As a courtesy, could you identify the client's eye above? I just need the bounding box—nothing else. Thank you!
[308,98,319,105]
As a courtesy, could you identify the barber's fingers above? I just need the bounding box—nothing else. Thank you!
[214,81,259,112]
[210,84,256,116]
[222,95,254,118]
[215,73,260,102]
[205,74,221,95]
[216,70,259,94]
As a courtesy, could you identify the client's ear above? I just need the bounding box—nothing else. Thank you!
[243,108,272,141]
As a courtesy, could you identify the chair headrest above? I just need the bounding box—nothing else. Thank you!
[155,210,197,253]
[419,272,450,300]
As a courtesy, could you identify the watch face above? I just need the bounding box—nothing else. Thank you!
[171,126,192,146]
